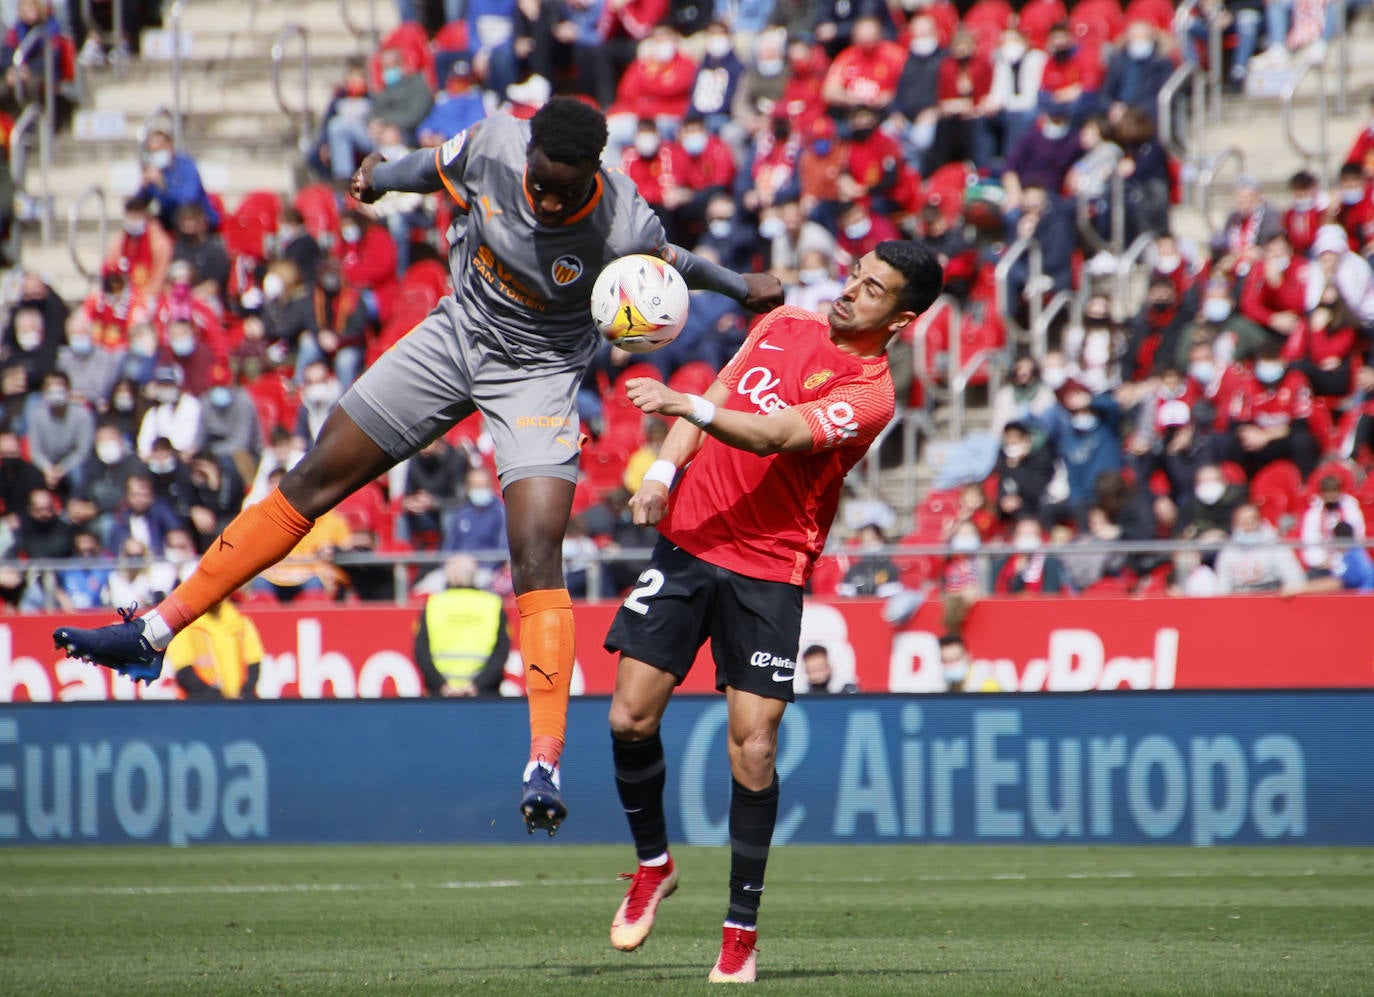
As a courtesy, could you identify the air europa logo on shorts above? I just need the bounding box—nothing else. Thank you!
[750,651,795,670]
[551,255,584,286]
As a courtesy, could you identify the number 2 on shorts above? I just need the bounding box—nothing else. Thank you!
[623,568,665,615]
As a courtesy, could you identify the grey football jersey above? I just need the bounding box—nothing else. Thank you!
[433,115,669,368]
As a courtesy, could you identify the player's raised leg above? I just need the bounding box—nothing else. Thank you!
[709,686,786,984]
[504,474,579,834]
[608,654,679,950]
[53,409,396,678]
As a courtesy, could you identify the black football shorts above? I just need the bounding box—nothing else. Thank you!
[604,538,803,702]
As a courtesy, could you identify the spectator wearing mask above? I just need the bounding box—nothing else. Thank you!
[938,632,1001,692]
[784,249,844,314]
[1174,276,1270,370]
[294,360,342,444]
[1283,170,1327,257]
[929,29,995,171]
[1305,224,1374,336]
[136,130,220,232]
[107,537,162,608]
[1003,183,1076,305]
[941,518,986,632]
[54,530,110,612]
[274,207,323,287]
[992,355,1058,436]
[985,27,1047,161]
[338,210,398,326]
[1287,278,1359,399]
[1018,0,1069,49]
[144,437,197,522]
[1211,175,1282,280]
[1034,378,1123,516]
[1038,21,1096,119]
[1125,364,1202,504]
[320,58,375,182]
[1225,345,1320,480]
[104,195,172,298]
[82,262,141,353]
[27,371,94,496]
[993,516,1075,594]
[844,103,922,218]
[137,365,202,458]
[371,46,434,143]
[606,23,696,158]
[149,260,226,363]
[17,487,74,560]
[1065,294,1128,393]
[441,465,509,569]
[417,58,489,148]
[58,311,124,406]
[621,117,683,231]
[1214,502,1306,594]
[659,114,737,239]
[303,258,368,388]
[687,22,746,134]
[171,203,230,300]
[103,375,147,441]
[401,435,470,549]
[1002,106,1082,213]
[259,259,318,363]
[834,199,901,275]
[735,27,791,134]
[1332,163,1374,257]
[1101,21,1174,121]
[71,422,146,536]
[995,419,1056,525]
[1299,474,1365,576]
[890,14,945,170]
[158,318,217,396]
[186,451,246,550]
[1183,463,1247,535]
[414,554,510,698]
[1124,276,1195,381]
[800,644,858,694]
[837,523,906,598]
[696,192,759,275]
[196,367,262,478]
[4,302,62,391]
[1239,231,1310,340]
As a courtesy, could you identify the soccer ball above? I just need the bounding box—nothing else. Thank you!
[589,254,690,354]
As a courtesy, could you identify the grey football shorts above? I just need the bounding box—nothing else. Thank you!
[340,299,585,486]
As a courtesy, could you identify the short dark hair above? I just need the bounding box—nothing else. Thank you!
[802,644,828,658]
[1289,169,1317,189]
[124,195,152,213]
[938,632,965,649]
[874,240,944,315]
[529,96,608,166]
[1339,162,1365,181]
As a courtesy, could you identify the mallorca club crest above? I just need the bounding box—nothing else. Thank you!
[551,255,584,286]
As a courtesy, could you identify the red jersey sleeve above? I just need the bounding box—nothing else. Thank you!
[795,375,895,452]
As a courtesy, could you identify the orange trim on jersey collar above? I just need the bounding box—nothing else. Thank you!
[434,146,469,210]
[522,167,604,226]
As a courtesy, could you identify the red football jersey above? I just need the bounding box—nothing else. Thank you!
[660,306,897,585]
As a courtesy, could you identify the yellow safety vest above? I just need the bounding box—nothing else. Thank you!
[424,588,505,684]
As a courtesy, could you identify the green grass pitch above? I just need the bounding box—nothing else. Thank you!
[3,845,1372,995]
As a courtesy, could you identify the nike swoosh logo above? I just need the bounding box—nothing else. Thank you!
[772,671,796,683]
[759,341,784,351]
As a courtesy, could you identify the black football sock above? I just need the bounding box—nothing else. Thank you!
[726,772,779,928]
[612,731,669,862]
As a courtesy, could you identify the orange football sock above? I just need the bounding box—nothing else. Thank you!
[518,588,574,767]
[160,488,315,632]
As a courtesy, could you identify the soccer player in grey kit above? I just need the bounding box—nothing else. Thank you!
[54,97,784,835]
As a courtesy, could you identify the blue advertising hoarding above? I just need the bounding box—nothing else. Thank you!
[1,692,1368,847]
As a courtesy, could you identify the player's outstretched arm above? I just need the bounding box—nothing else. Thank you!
[626,381,724,526]
[626,378,813,457]
[352,149,446,204]
[665,245,784,314]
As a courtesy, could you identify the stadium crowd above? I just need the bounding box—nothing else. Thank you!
[0,0,1372,614]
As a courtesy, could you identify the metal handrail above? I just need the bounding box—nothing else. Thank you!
[1281,61,1328,181]
[1206,13,1223,125]
[12,25,56,247]
[339,0,381,47]
[1073,170,1126,257]
[1113,232,1158,319]
[1157,62,1198,160]
[1198,147,1246,235]
[168,0,187,148]
[270,24,313,153]
[949,347,1006,440]
[7,103,43,261]
[137,104,175,147]
[80,0,125,51]
[909,293,960,404]
[993,235,1042,347]
[1335,0,1348,115]
[1030,289,1075,361]
[67,184,108,283]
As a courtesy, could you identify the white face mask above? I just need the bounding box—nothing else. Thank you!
[1071,412,1099,431]
[949,533,980,553]
[1001,41,1027,61]
[15,329,42,351]
[304,382,335,406]
[757,57,784,75]
[124,219,147,236]
[149,149,173,170]
[799,267,829,285]
[1155,254,1181,274]
[681,131,707,156]
[1195,480,1226,505]
[1003,441,1030,461]
[758,216,785,240]
[1126,38,1155,59]
[943,659,970,684]
[96,440,125,465]
[706,35,732,59]
[1189,360,1215,384]
[1340,188,1365,206]
[1255,361,1285,385]
[652,41,676,63]
[633,134,660,158]
[707,218,732,239]
[911,36,938,57]
[263,273,285,301]
[1013,534,1042,552]
[1041,365,1068,389]
[844,218,872,240]
[468,487,495,507]
[1202,298,1232,323]
[340,224,361,244]
[1042,121,1070,140]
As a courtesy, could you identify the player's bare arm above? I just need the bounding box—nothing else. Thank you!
[352,148,446,204]
[626,378,814,456]
[626,381,727,526]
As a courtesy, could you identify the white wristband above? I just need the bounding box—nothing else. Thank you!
[643,459,677,488]
[685,394,716,428]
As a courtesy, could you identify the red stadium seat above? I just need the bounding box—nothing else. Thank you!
[369,22,437,91]
[224,191,281,261]
[402,258,450,299]
[1249,460,1303,527]
[1304,460,1359,498]
[667,360,717,395]
[293,183,340,244]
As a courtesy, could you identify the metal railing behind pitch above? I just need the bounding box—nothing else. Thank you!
[1281,61,1329,182]
[270,24,313,153]
[67,184,108,285]
[994,235,1043,350]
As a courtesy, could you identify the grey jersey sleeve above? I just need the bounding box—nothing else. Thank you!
[667,244,749,302]
[370,148,446,196]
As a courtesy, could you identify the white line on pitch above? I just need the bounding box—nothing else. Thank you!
[3,867,1356,899]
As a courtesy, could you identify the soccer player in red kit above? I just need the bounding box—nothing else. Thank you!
[601,241,944,982]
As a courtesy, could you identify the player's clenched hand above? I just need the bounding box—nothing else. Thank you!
[629,482,670,526]
[352,152,386,204]
[741,272,785,313]
[624,377,689,418]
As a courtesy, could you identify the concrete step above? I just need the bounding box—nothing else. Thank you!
[91,75,340,120]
